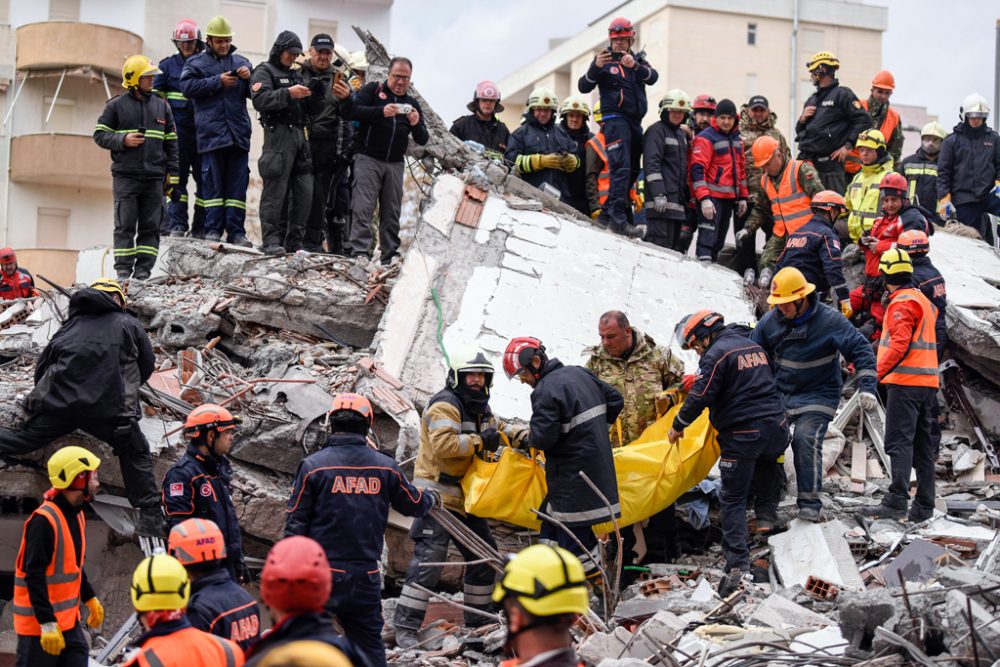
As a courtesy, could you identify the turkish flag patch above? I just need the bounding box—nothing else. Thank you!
[200,482,213,497]
[252,82,263,92]
[169,483,184,497]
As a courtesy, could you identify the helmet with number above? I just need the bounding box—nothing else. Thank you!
[810,190,846,214]
[871,70,895,91]
[767,267,816,305]
[960,93,990,120]
[677,310,725,349]
[48,446,100,490]
[172,19,201,44]
[205,15,233,38]
[447,347,495,389]
[806,51,840,72]
[261,536,331,613]
[257,641,353,667]
[659,89,690,114]
[168,518,227,565]
[879,247,913,276]
[559,94,591,119]
[327,392,374,429]
[855,129,886,151]
[751,135,780,168]
[608,17,635,38]
[526,87,558,111]
[492,545,589,617]
[503,337,545,380]
[896,229,930,256]
[920,121,947,140]
[692,94,716,112]
[878,172,908,199]
[592,100,603,123]
[131,554,190,612]
[121,55,161,89]
[90,277,126,304]
[184,403,241,438]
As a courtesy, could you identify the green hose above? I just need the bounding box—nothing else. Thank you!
[431,286,450,370]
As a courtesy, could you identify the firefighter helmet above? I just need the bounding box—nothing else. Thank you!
[502,337,545,380]
[659,89,690,114]
[492,545,589,617]
[90,277,126,304]
[559,94,591,119]
[960,93,990,120]
[526,87,558,111]
[183,404,241,438]
[920,121,947,140]
[608,17,635,38]
[855,129,886,151]
[806,51,840,72]
[168,518,227,565]
[879,247,913,275]
[48,446,100,490]
[172,19,201,43]
[879,172,908,198]
[446,347,495,389]
[896,229,930,255]
[131,554,190,612]
[121,55,161,89]
[767,267,816,305]
[205,16,233,38]
[692,94,716,112]
[677,311,725,349]
[260,536,331,613]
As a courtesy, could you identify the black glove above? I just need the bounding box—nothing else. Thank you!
[479,428,502,452]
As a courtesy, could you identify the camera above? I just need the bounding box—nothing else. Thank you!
[397,104,413,115]
[230,68,239,76]
[610,51,623,62]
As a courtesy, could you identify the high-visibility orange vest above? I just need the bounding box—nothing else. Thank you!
[587,133,611,205]
[124,626,245,667]
[761,159,813,237]
[13,500,85,635]
[878,288,939,388]
[845,101,900,174]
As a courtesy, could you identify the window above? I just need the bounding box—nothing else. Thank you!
[49,0,79,21]
[220,1,267,55]
[747,23,757,46]
[43,96,75,133]
[307,18,338,43]
[37,208,70,249]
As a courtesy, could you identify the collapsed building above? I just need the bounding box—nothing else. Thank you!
[0,27,999,666]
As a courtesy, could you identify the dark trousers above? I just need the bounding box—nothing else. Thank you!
[718,416,788,572]
[955,195,1000,244]
[538,506,601,578]
[327,562,386,667]
[811,158,847,195]
[883,385,938,514]
[603,116,643,232]
[259,125,313,251]
[306,138,337,250]
[394,511,497,631]
[677,208,697,254]
[201,146,249,239]
[16,622,88,667]
[167,127,205,236]
[112,176,163,278]
[646,215,685,250]
[0,413,159,509]
[733,201,756,273]
[789,411,831,512]
[695,197,735,262]
[349,154,404,264]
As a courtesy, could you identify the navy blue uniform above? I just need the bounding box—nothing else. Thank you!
[561,120,593,216]
[285,433,433,667]
[162,446,244,580]
[187,568,261,652]
[505,113,578,202]
[155,52,205,236]
[912,255,948,356]
[775,215,850,302]
[673,326,788,572]
[244,612,366,667]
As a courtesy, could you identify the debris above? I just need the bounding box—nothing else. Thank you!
[882,539,948,584]
[769,519,863,590]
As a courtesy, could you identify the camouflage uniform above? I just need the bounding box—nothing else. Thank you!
[746,159,825,269]
[866,97,904,166]
[585,330,684,446]
[740,106,791,224]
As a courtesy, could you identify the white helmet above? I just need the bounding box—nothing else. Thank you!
[659,88,691,114]
[919,121,947,140]
[960,93,989,120]
[348,50,369,72]
[559,94,591,118]
[526,87,558,111]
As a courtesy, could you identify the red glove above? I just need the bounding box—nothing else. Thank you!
[681,374,697,392]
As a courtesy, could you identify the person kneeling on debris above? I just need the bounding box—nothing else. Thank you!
[13,446,104,667]
[168,518,261,652]
[668,311,788,596]
[492,545,589,667]
[0,278,164,537]
[244,536,362,666]
[751,267,878,523]
[395,349,527,649]
[0,248,37,301]
[163,404,248,581]
[287,393,434,666]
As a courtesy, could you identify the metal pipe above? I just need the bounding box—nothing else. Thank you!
[101,70,111,100]
[2,71,28,127]
[410,583,501,623]
[45,68,67,125]
[789,0,800,152]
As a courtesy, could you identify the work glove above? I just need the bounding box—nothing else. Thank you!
[424,488,443,508]
[840,300,853,319]
[591,209,602,220]
[478,427,502,453]
[539,154,564,171]
[993,180,1000,198]
[517,154,543,174]
[757,267,774,289]
[858,392,878,412]
[560,154,580,172]
[936,195,955,220]
[736,199,748,217]
[653,195,668,213]
[858,320,876,341]
[734,228,749,247]
[40,623,65,656]
[700,199,716,220]
[681,373,697,392]
[655,389,681,417]
[85,597,105,628]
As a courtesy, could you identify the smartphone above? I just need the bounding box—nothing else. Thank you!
[333,71,343,88]
[230,68,239,76]
[611,52,623,62]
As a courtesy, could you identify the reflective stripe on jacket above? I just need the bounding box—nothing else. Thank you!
[586,133,611,205]
[846,157,895,241]
[878,287,939,388]
[690,118,748,201]
[124,623,244,667]
[762,158,812,237]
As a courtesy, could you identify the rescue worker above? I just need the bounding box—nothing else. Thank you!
[336,56,429,266]
[689,94,716,134]
[0,248,36,300]
[94,55,178,282]
[667,311,787,593]
[491,545,589,667]
[896,230,948,357]
[558,95,594,217]
[249,642,353,667]
[168,518,261,652]
[858,249,939,522]
[156,19,206,238]
[0,278,163,536]
[395,350,527,648]
[162,404,247,582]
[251,31,319,255]
[287,393,435,665]
[505,88,579,206]
[690,99,749,264]
[450,80,511,156]
[348,51,368,89]
[578,17,658,236]
[846,129,895,242]
[899,122,948,217]
[13,446,104,667]
[643,89,693,250]
[585,101,607,220]
[751,268,878,523]
[245,536,361,666]
[844,71,904,175]
[795,51,872,194]
[774,191,852,310]
[503,337,624,578]
[180,15,254,247]
[937,93,1000,242]
[123,554,244,667]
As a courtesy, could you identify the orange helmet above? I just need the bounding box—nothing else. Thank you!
[896,229,930,255]
[752,135,780,168]
[677,310,724,350]
[503,337,545,380]
[810,190,846,213]
[871,70,895,91]
[184,404,241,438]
[168,518,227,565]
[608,17,635,38]
[328,393,373,428]
[879,172,908,198]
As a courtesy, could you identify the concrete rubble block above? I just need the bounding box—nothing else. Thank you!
[229,420,313,476]
[945,589,1000,663]
[577,627,633,665]
[748,592,834,630]
[613,592,717,623]
[596,659,650,667]
[882,538,947,585]
[423,174,467,237]
[837,588,902,657]
[769,519,863,590]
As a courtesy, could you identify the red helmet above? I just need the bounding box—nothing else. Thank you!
[261,536,331,613]
[328,392,374,428]
[0,247,16,263]
[692,94,717,112]
[608,17,635,38]
[678,311,724,350]
[168,518,227,565]
[184,404,241,438]
[879,172,908,198]
[502,337,544,380]
[896,229,930,255]
[173,19,201,43]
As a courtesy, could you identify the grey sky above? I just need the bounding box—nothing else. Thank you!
[391,0,998,129]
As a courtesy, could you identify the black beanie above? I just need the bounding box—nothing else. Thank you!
[715,99,737,117]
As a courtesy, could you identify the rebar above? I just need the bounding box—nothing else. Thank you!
[410,583,501,623]
[579,470,624,606]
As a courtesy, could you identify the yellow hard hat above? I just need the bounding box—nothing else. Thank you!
[90,277,126,304]
[807,51,840,72]
[47,446,100,490]
[257,641,353,667]
[592,100,603,123]
[131,554,190,613]
[121,55,161,89]
[855,129,886,151]
[920,121,947,140]
[767,267,816,305]
[492,545,589,617]
[205,15,233,38]
[878,247,913,276]
[559,94,591,118]
[526,87,558,111]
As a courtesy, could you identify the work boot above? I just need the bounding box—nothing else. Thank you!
[754,515,788,534]
[757,267,774,289]
[204,231,223,243]
[395,626,420,650]
[743,268,756,285]
[907,505,934,523]
[262,244,285,256]
[169,229,186,238]
[132,270,151,281]
[227,234,253,248]
[116,272,131,283]
[135,507,166,538]
[856,503,906,521]
[797,507,822,523]
[717,569,751,598]
[302,244,325,253]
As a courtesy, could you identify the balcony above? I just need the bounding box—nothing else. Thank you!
[10,133,112,190]
[16,22,142,76]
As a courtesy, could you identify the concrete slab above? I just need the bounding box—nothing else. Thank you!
[770,519,864,590]
[423,174,466,238]
[749,593,834,630]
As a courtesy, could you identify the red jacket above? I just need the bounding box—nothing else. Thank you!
[689,118,748,201]
[862,206,931,277]
[0,268,34,301]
